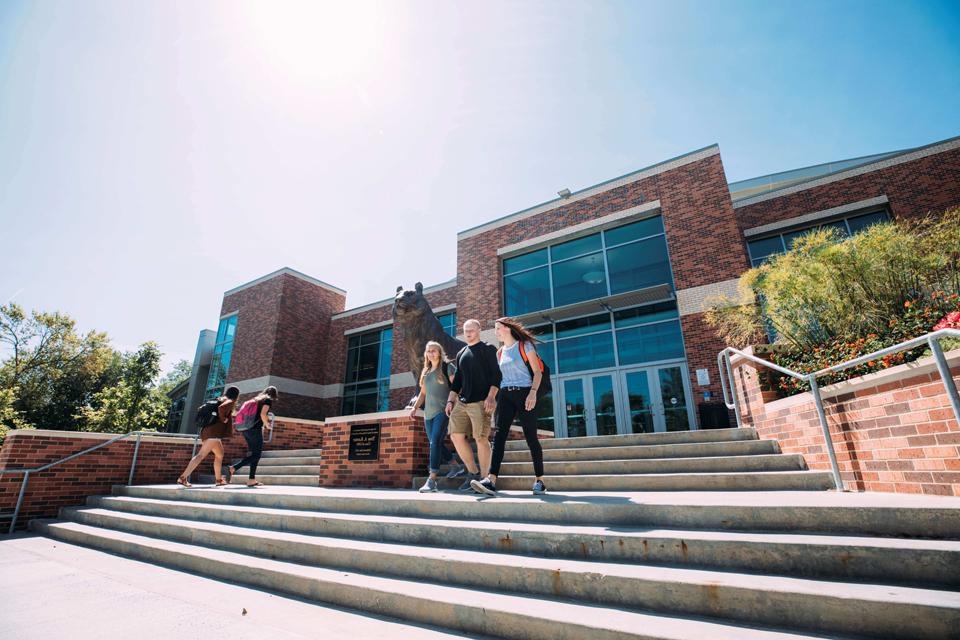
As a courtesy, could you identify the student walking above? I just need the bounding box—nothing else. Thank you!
[227,386,278,487]
[409,341,457,492]
[472,318,547,496]
[446,319,501,491]
[177,386,240,487]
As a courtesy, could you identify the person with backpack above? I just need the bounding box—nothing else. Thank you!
[445,319,501,491]
[177,386,240,487]
[226,386,278,487]
[471,318,548,496]
[409,340,457,493]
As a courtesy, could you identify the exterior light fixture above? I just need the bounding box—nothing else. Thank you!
[558,188,571,198]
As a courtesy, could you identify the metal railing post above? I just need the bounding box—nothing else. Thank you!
[723,351,744,428]
[127,432,142,486]
[9,471,30,534]
[808,375,845,491]
[929,336,960,427]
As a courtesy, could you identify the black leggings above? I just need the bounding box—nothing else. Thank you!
[490,387,544,477]
[232,427,263,479]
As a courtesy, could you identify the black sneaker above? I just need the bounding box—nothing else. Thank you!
[457,473,480,492]
[471,477,497,496]
[532,480,547,495]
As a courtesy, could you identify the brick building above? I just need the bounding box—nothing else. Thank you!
[173,134,960,438]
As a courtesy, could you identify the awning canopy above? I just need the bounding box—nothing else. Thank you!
[512,283,674,326]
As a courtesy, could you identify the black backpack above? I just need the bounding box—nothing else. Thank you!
[194,399,221,430]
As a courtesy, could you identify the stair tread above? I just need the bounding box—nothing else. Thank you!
[32,519,892,640]
[62,506,960,609]
[89,496,960,552]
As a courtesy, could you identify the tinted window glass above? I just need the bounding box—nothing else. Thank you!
[551,253,607,306]
[616,320,685,365]
[604,216,664,246]
[556,331,615,373]
[504,267,551,315]
[614,301,679,328]
[847,210,888,234]
[551,233,602,261]
[607,236,672,295]
[503,248,548,274]
[555,313,611,339]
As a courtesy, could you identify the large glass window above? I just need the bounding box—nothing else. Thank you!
[205,314,238,399]
[502,215,674,316]
[746,209,890,267]
[438,311,457,337]
[342,327,392,415]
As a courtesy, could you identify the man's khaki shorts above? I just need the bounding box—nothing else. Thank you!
[449,401,491,439]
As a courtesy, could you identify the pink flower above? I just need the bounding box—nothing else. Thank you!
[933,312,960,331]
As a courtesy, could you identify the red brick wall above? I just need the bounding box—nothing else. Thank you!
[734,145,960,231]
[270,275,346,384]
[221,277,284,382]
[317,414,429,488]
[0,418,324,530]
[680,312,735,421]
[732,352,960,495]
[0,431,200,530]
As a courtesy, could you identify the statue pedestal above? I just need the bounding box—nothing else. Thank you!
[319,410,428,488]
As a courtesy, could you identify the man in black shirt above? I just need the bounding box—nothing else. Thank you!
[445,319,501,491]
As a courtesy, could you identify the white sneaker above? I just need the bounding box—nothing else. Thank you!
[418,478,438,493]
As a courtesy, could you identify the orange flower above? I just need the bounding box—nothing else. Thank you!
[904,301,912,308]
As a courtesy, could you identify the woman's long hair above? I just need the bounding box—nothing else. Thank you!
[494,317,541,345]
[255,386,279,403]
[419,341,449,385]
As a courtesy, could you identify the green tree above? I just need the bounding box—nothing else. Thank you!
[0,303,117,431]
[157,359,193,397]
[79,342,168,433]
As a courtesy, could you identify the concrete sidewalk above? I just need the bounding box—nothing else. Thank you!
[0,534,478,640]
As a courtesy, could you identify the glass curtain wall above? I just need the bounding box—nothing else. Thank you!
[503,215,672,316]
[746,209,889,267]
[204,314,238,399]
[341,327,393,415]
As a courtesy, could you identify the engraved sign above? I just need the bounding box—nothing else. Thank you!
[348,424,381,461]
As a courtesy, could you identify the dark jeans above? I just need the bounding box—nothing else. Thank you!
[490,387,544,477]
[425,413,453,473]
[232,426,263,479]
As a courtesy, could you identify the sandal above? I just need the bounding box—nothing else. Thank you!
[177,476,192,488]
[226,466,235,484]
[246,480,264,487]
[215,477,228,486]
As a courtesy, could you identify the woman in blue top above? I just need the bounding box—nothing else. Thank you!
[471,317,546,496]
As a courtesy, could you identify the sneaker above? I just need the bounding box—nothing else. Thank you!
[445,463,466,479]
[532,480,547,495]
[418,478,438,493]
[471,477,498,496]
[457,473,480,492]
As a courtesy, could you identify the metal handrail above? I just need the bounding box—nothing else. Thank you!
[0,429,200,534]
[718,328,960,491]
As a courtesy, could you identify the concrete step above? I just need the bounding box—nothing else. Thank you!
[116,485,960,538]
[41,512,960,640]
[416,470,834,492]
[30,518,832,640]
[497,454,806,476]
[231,464,322,474]
[508,428,757,451]
[502,438,780,463]
[229,473,319,486]
[89,495,960,588]
[261,448,323,458]
[257,456,324,466]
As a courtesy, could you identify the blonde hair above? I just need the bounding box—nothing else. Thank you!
[420,341,450,385]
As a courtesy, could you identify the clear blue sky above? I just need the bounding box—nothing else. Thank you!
[1,0,958,371]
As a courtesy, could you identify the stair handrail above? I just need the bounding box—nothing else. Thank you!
[717,328,960,492]
[0,429,201,534]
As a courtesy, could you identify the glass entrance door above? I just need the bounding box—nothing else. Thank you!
[559,373,620,437]
[620,364,695,433]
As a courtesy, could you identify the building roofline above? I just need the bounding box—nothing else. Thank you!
[456,143,720,240]
[331,277,458,320]
[224,267,347,297]
[733,134,960,209]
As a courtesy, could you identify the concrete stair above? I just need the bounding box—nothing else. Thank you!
[32,485,960,639]
[417,428,835,491]
[227,447,322,486]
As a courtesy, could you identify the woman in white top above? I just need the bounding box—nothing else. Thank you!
[471,317,546,496]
